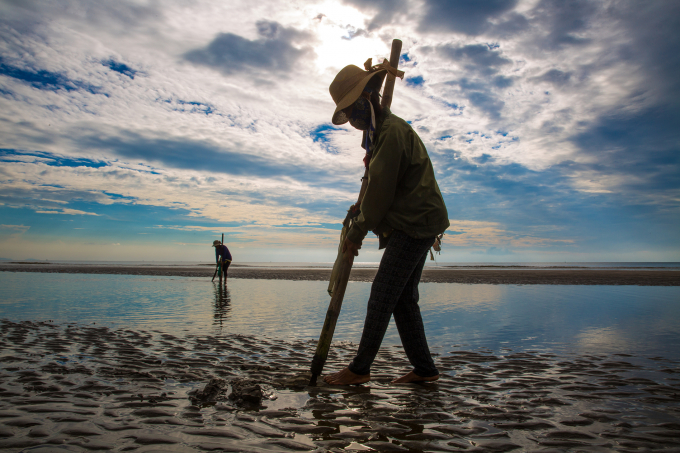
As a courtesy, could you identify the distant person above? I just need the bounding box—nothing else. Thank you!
[212,240,232,283]
[323,62,449,385]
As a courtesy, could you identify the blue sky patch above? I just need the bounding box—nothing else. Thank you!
[0,58,103,94]
[406,75,424,87]
[310,124,342,153]
[103,60,138,79]
[0,149,108,168]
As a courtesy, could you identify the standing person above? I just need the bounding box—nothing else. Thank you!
[324,62,449,385]
[212,240,232,284]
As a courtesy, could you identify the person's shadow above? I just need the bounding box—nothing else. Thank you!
[212,281,232,328]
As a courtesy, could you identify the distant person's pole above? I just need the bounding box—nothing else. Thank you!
[309,39,403,386]
[219,233,224,282]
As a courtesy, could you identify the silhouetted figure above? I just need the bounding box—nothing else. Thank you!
[324,62,449,385]
[212,240,232,284]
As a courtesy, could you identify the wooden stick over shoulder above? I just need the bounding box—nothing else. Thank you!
[355,39,402,206]
[381,39,403,111]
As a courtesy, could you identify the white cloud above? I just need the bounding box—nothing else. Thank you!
[0,0,677,261]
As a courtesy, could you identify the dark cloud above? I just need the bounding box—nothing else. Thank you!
[492,75,514,88]
[419,0,519,35]
[184,20,313,75]
[341,0,409,31]
[611,2,680,105]
[531,69,572,86]
[78,132,347,188]
[466,91,505,119]
[571,104,680,194]
[529,0,598,49]
[437,151,679,251]
[0,0,160,34]
[437,44,512,77]
[444,77,507,119]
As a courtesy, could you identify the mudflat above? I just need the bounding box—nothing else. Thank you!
[1,319,679,452]
[2,262,679,285]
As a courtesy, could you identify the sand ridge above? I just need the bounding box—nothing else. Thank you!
[1,319,679,451]
[2,262,679,285]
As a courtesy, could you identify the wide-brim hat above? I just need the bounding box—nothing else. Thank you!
[329,65,387,125]
[212,240,221,247]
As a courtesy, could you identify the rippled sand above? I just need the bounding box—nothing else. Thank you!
[1,319,679,452]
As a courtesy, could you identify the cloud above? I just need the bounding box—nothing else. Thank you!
[437,44,512,77]
[0,0,678,261]
[570,104,680,197]
[419,0,519,36]
[184,20,314,75]
[530,69,572,86]
[341,0,409,31]
[35,208,99,216]
[529,0,598,49]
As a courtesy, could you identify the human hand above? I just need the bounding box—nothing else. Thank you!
[342,238,361,257]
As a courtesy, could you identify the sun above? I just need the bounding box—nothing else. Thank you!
[306,0,391,73]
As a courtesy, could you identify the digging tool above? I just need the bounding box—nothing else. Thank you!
[309,39,403,386]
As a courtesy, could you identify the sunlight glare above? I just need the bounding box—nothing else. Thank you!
[309,1,390,72]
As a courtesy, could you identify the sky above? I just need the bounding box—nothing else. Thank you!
[0,0,678,263]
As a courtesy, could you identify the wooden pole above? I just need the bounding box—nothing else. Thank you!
[355,39,403,207]
[309,250,354,384]
[309,39,403,386]
[381,39,402,110]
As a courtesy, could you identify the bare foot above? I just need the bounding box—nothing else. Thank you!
[323,367,370,385]
[391,371,439,384]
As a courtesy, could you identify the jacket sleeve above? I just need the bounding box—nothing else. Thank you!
[346,120,404,245]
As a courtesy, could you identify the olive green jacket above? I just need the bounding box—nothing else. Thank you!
[346,108,450,246]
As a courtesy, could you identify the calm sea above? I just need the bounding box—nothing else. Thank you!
[1,271,679,361]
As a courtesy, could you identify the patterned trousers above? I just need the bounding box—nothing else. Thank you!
[348,230,439,377]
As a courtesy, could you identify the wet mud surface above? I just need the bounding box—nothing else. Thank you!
[2,263,679,285]
[1,319,680,452]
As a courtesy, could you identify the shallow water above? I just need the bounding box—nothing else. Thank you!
[1,272,679,360]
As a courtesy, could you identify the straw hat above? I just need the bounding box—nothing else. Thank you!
[212,240,221,247]
[329,65,386,125]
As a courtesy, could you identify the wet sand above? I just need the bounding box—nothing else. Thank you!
[2,262,679,285]
[1,319,679,452]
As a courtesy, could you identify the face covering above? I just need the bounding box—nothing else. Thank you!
[348,96,372,131]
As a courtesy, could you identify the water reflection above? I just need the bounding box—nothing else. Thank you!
[212,282,231,328]
[1,272,680,360]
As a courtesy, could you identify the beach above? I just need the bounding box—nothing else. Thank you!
[1,266,680,451]
[2,262,679,285]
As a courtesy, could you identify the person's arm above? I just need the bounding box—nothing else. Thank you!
[215,247,220,264]
[346,121,405,245]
